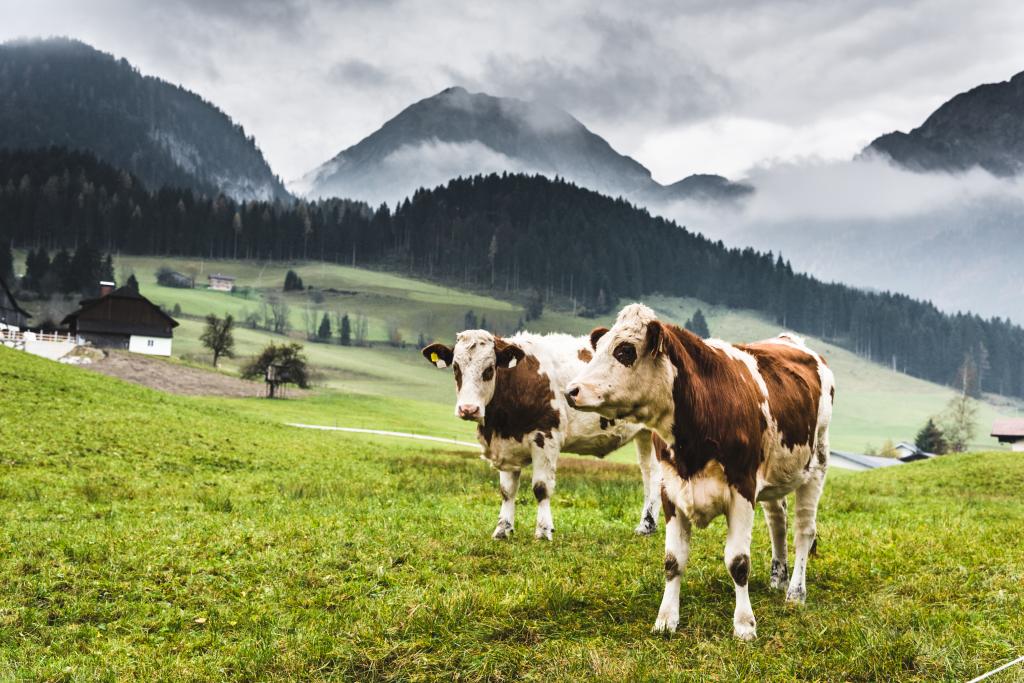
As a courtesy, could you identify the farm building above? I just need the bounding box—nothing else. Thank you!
[0,274,30,332]
[62,283,178,356]
[208,273,235,292]
[829,450,905,472]
[991,419,1024,452]
[892,441,935,461]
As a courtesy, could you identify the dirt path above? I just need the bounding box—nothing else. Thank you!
[84,351,268,398]
[288,423,481,449]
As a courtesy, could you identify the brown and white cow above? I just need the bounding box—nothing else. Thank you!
[565,304,834,640]
[422,329,661,540]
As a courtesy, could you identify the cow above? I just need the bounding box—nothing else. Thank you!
[422,329,661,540]
[565,303,834,640]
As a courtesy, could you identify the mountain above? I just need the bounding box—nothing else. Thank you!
[0,38,289,201]
[865,70,1024,176]
[295,86,750,205]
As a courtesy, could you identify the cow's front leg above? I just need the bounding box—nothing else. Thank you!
[726,492,756,641]
[493,469,521,540]
[653,491,691,634]
[761,498,789,590]
[530,437,557,540]
[787,468,826,604]
[633,430,662,535]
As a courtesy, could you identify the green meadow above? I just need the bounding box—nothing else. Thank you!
[100,255,1017,454]
[1,346,1022,681]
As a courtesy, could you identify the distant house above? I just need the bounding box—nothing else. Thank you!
[208,273,235,292]
[62,283,179,356]
[991,419,1024,452]
[892,441,935,462]
[829,450,905,472]
[0,275,30,331]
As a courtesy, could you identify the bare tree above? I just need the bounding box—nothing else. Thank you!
[354,313,369,347]
[941,394,978,452]
[267,295,290,334]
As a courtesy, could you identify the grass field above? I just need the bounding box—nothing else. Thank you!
[103,255,1016,453]
[1,345,1023,681]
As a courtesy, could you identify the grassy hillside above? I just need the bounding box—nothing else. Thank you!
[14,252,1016,451]
[1,345,1022,680]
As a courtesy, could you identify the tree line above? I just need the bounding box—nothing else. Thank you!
[2,146,1023,399]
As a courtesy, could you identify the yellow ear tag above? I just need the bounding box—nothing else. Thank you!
[430,352,439,363]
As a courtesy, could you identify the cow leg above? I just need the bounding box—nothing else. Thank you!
[726,493,757,641]
[531,440,557,541]
[761,498,789,590]
[653,491,691,634]
[787,468,826,604]
[634,430,662,535]
[492,469,520,540]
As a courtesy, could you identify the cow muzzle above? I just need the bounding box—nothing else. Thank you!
[565,383,603,411]
[457,404,483,421]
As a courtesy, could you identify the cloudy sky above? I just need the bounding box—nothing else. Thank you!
[4,0,1024,183]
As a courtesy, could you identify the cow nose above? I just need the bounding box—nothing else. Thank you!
[458,404,480,419]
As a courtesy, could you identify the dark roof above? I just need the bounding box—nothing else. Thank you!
[62,286,178,330]
[208,273,235,280]
[992,418,1024,438]
[0,275,30,318]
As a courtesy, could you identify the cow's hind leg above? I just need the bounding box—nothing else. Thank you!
[492,469,520,540]
[761,498,788,590]
[787,466,826,604]
[726,492,757,640]
[634,430,662,535]
[531,438,558,541]
[653,490,691,634]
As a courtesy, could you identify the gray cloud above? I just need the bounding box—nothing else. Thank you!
[1,0,1023,184]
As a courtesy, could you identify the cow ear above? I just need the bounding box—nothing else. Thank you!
[589,327,609,350]
[645,321,667,357]
[421,343,454,369]
[494,338,526,369]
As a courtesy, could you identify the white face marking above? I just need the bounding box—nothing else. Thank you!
[451,330,500,422]
[566,304,675,428]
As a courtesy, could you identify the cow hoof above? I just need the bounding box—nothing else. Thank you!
[652,615,678,635]
[769,560,789,590]
[785,586,806,604]
[534,527,553,541]
[733,622,757,641]
[492,522,514,540]
[634,522,657,536]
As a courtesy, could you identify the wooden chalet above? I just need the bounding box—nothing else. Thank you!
[62,284,179,356]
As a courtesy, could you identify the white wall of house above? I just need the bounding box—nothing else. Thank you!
[1012,439,1024,453]
[129,335,172,356]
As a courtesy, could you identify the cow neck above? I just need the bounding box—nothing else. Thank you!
[660,322,765,502]
[478,354,559,444]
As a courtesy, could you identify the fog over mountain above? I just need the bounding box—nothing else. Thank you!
[295,87,751,206]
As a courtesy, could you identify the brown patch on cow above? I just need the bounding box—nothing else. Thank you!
[830,386,835,403]
[738,342,823,451]
[589,327,609,350]
[500,486,512,502]
[664,554,680,580]
[652,431,674,465]
[729,554,750,586]
[478,353,559,445]
[577,348,593,362]
[661,487,676,522]
[656,323,768,503]
[533,481,548,501]
[533,433,545,447]
[452,363,463,390]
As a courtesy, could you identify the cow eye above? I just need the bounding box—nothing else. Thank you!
[613,343,637,367]
[482,365,494,381]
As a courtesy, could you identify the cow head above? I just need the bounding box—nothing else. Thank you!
[565,303,674,423]
[421,330,525,423]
